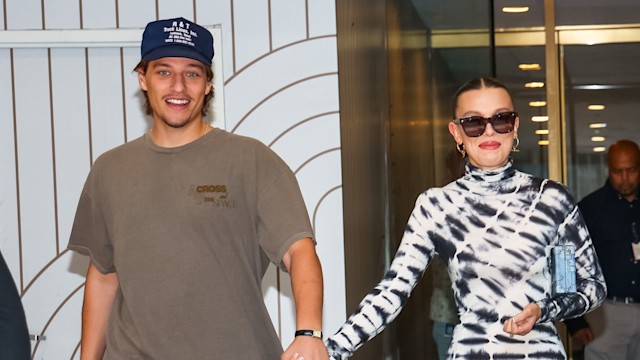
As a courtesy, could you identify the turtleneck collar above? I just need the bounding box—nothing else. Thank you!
[464,159,516,184]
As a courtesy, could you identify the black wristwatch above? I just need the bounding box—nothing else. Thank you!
[295,329,323,340]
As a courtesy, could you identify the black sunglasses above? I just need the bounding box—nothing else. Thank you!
[453,111,518,137]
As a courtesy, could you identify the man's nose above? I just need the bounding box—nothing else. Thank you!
[170,75,185,92]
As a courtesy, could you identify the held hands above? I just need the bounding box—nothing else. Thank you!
[503,303,542,337]
[282,335,329,360]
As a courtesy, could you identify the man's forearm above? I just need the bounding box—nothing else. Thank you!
[284,238,324,330]
[81,263,118,360]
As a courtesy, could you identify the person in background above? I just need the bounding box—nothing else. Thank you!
[429,256,459,360]
[68,17,328,360]
[325,76,606,359]
[565,140,640,360]
[429,148,464,360]
[0,250,30,359]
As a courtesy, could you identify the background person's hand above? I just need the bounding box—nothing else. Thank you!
[572,327,595,345]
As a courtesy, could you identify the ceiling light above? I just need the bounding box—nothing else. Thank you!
[502,6,529,13]
[589,123,607,129]
[593,147,606,152]
[529,101,547,107]
[532,116,549,122]
[535,129,549,135]
[519,64,542,71]
[538,140,550,146]
[591,136,606,142]
[525,82,545,88]
[588,104,605,111]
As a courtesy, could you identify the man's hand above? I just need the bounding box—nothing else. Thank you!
[503,303,542,337]
[282,336,329,360]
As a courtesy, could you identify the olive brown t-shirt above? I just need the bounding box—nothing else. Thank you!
[68,128,314,359]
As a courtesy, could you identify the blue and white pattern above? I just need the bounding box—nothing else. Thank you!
[326,160,606,359]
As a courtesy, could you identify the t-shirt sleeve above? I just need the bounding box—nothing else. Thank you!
[67,168,115,274]
[255,148,314,271]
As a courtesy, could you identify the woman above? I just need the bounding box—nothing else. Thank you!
[324,77,606,359]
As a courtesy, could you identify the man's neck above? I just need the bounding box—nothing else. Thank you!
[149,120,209,148]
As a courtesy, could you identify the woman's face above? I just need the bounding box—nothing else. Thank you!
[448,87,519,170]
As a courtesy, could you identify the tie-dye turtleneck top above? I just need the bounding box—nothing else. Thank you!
[326,160,606,359]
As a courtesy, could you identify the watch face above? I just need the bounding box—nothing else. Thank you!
[312,330,322,339]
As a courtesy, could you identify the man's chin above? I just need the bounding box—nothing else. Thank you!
[617,187,637,197]
[161,118,190,129]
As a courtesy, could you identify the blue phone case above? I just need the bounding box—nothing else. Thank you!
[551,244,577,295]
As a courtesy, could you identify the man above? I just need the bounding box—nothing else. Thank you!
[68,17,328,360]
[565,140,640,359]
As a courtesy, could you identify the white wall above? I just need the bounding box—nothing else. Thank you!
[0,1,345,358]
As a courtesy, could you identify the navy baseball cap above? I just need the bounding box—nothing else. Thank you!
[141,17,214,65]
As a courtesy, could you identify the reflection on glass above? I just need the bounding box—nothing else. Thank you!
[564,42,640,200]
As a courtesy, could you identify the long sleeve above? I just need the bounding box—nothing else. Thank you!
[535,205,607,323]
[325,194,435,359]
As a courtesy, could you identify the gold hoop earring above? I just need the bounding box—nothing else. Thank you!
[511,136,520,153]
[456,143,466,158]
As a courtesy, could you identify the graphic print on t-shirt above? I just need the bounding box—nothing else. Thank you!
[188,184,235,207]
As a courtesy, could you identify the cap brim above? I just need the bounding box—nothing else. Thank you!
[143,45,211,65]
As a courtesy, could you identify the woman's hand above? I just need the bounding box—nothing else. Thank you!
[503,303,542,337]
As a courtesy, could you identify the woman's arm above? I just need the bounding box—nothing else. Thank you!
[325,194,435,359]
[535,205,607,323]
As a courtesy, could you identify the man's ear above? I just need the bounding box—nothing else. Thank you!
[138,71,148,91]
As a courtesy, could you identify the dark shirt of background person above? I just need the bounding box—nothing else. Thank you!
[0,251,31,359]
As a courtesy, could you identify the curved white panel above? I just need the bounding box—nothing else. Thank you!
[21,251,88,333]
[270,112,341,171]
[224,36,338,131]
[30,285,83,360]
[313,189,346,335]
[294,151,343,216]
[233,75,339,145]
